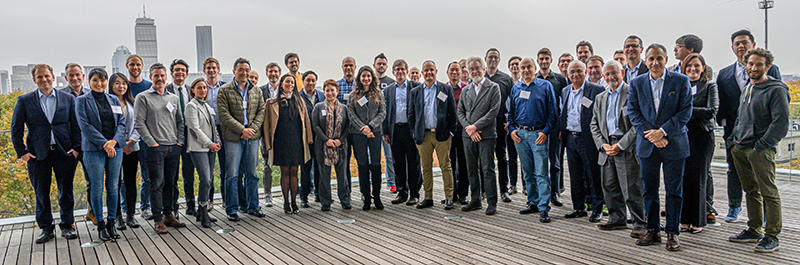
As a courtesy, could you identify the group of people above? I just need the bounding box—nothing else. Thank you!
[11,28,788,254]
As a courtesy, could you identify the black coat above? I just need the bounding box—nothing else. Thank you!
[408,81,457,145]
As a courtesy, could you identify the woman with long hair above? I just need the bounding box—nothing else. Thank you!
[264,74,313,214]
[185,77,221,227]
[347,66,387,211]
[108,73,141,231]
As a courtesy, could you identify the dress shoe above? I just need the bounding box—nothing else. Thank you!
[374,198,384,210]
[564,210,588,218]
[508,186,517,195]
[597,222,628,230]
[61,227,78,239]
[35,229,55,244]
[284,201,292,214]
[362,200,371,211]
[458,198,469,205]
[416,199,434,209]
[550,195,563,207]
[321,205,331,211]
[126,216,140,228]
[227,213,241,221]
[665,234,680,251]
[635,230,661,246]
[630,227,647,238]
[115,218,127,231]
[141,208,154,220]
[106,219,120,239]
[291,201,300,214]
[300,200,310,208]
[444,200,454,210]
[485,205,497,215]
[154,221,168,234]
[85,213,98,225]
[342,203,352,210]
[248,209,266,218]
[461,201,482,212]
[501,193,512,203]
[185,201,197,216]
[405,197,419,206]
[589,212,602,223]
[98,221,112,241]
[391,195,408,205]
[164,215,186,228]
[539,211,551,223]
[519,205,539,215]
[706,213,716,224]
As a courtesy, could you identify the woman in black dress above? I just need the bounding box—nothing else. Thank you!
[348,66,387,211]
[264,74,313,214]
[680,53,719,234]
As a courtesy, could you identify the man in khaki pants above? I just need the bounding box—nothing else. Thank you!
[408,60,458,210]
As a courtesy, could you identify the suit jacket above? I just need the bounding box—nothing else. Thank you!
[590,83,636,166]
[260,83,276,102]
[120,100,141,152]
[623,60,649,83]
[558,81,606,145]
[346,91,386,135]
[263,94,313,162]
[627,71,692,159]
[457,79,501,139]
[76,92,127,152]
[11,89,81,160]
[217,80,266,142]
[408,81,457,145]
[165,83,190,113]
[716,62,781,137]
[382,80,420,141]
[688,80,719,132]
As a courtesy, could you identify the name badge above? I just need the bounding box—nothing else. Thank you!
[111,105,123,114]
[242,100,248,110]
[166,101,175,113]
[357,96,368,106]
[580,97,593,108]
[321,109,327,116]
[519,90,531,99]
[437,91,448,102]
[343,93,350,101]
[207,105,216,115]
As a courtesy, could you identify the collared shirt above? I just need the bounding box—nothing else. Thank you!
[508,78,556,135]
[234,81,249,126]
[606,85,623,136]
[206,80,223,125]
[649,71,666,113]
[174,83,190,113]
[674,62,682,73]
[625,60,644,82]
[566,82,584,132]
[395,80,409,123]
[337,77,355,104]
[37,89,57,144]
[446,80,467,104]
[587,76,607,87]
[266,83,279,99]
[735,61,748,90]
[423,82,438,129]
[59,86,90,98]
[473,77,486,95]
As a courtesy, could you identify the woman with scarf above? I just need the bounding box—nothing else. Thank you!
[311,79,353,211]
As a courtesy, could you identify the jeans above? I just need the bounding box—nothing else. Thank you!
[84,148,123,222]
[190,151,216,204]
[146,145,180,222]
[138,140,151,210]
[224,139,260,215]
[507,134,520,187]
[515,129,550,212]
[382,140,395,186]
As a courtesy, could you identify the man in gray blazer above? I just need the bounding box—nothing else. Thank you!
[458,56,501,215]
[589,61,646,238]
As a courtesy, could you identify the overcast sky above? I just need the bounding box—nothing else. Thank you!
[2,0,798,85]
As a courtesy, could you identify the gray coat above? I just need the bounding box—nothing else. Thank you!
[590,83,636,166]
[184,98,220,152]
[457,78,501,139]
[347,91,386,135]
[311,101,351,158]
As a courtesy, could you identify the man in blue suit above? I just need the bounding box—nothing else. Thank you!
[628,44,692,251]
[11,64,81,243]
[716,29,781,223]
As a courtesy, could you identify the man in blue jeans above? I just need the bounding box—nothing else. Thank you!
[508,58,557,223]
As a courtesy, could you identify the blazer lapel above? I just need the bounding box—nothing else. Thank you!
[597,92,609,138]
[641,78,656,118]
[86,92,102,125]
[617,84,629,129]
[657,74,673,115]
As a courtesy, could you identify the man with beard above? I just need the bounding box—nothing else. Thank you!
[484,48,514,203]
[576,41,594,63]
[536,48,568,206]
[285,52,303,91]
[374,53,396,192]
[258,62,281,207]
[127,55,155,220]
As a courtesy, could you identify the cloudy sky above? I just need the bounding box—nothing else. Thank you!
[2,0,798,84]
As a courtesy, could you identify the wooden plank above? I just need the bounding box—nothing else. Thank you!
[17,223,34,265]
[203,207,286,264]
[1,227,21,265]
[0,228,12,264]
[137,216,185,265]
[177,214,237,265]
[161,212,212,265]
[51,228,66,265]
[179,213,250,265]
[75,220,99,265]
[127,217,168,264]
[207,207,300,264]
[114,224,143,265]
[67,224,85,265]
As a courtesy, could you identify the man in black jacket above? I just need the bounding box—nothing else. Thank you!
[484,48,514,203]
[536,48,569,206]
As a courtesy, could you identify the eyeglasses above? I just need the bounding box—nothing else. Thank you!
[486,56,500,60]
[568,69,584,74]
[624,44,641,49]
[509,63,519,67]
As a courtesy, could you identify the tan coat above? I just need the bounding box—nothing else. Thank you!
[263,95,313,162]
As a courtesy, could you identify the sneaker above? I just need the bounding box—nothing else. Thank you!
[725,207,742,223]
[389,185,397,193]
[755,237,780,253]
[265,194,274,207]
[141,208,153,220]
[729,229,764,243]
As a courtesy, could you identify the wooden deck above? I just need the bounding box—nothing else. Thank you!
[1,167,798,265]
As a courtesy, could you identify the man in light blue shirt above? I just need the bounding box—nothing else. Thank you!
[383,59,423,205]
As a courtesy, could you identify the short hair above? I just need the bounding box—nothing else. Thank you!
[64,63,82,72]
[422,60,436,69]
[603,60,623,72]
[676,34,703,53]
[731,29,755,43]
[614,50,624,55]
[284,52,299,65]
[265,62,281,72]
[342,56,356,65]
[31,64,53,76]
[149,63,166,74]
[680,53,708,81]
[485,48,500,57]
[323,79,338,89]
[537,48,552,57]
[302,70,317,80]
[87,67,108,82]
[447,61,460,70]
[576,40,593,53]
[508,56,522,66]
[645,43,668,56]
[203,57,219,68]
[586,55,604,65]
[568,60,586,70]
[458,58,467,65]
[374,53,387,63]
[467,56,486,70]
[559,53,574,60]
[126,54,143,64]
[392,59,408,70]
[170,59,189,72]
[189,77,208,99]
[744,48,774,66]
[233,57,250,69]
[626,35,643,46]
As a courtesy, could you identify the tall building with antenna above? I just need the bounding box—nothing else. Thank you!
[196,25,213,70]
[135,5,158,73]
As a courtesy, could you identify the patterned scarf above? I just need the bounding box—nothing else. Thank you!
[324,100,344,166]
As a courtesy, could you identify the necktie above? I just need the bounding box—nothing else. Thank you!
[178,85,186,119]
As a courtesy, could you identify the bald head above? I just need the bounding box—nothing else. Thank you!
[520,57,537,83]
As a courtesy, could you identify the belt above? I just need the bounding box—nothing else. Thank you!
[569,131,581,137]
[395,122,409,126]
[609,135,623,141]
[424,129,436,132]
[49,145,57,151]
[520,125,545,131]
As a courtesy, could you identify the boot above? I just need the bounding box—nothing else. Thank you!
[164,214,186,228]
[186,201,196,216]
[98,221,111,241]
[126,215,140,228]
[106,219,120,239]
[198,206,212,228]
[115,217,127,230]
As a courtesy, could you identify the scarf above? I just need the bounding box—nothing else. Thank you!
[324,100,344,166]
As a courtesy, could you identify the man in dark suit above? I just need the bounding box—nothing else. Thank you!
[623,35,649,83]
[559,60,605,223]
[258,62,281,207]
[299,70,325,207]
[716,29,781,223]
[165,59,196,218]
[484,48,514,203]
[383,59,423,206]
[628,43,692,251]
[11,64,81,243]
[408,60,458,210]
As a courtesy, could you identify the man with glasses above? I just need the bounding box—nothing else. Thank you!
[623,35,649,83]
[165,59,196,218]
[385,59,423,206]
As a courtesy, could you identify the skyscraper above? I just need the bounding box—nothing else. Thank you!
[10,64,36,93]
[135,8,158,73]
[196,25,213,70]
[0,70,9,94]
[111,46,132,74]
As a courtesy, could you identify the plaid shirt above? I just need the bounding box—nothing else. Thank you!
[337,77,356,104]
